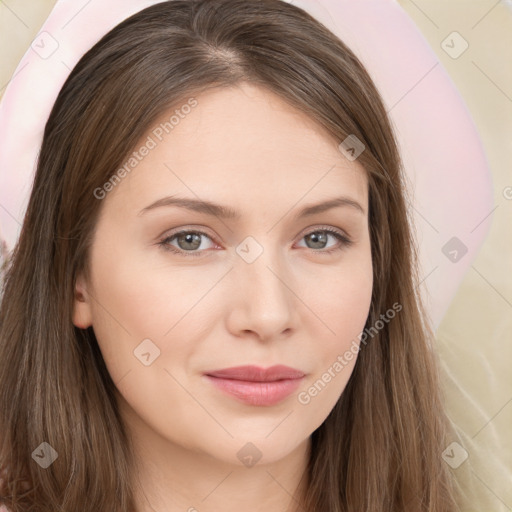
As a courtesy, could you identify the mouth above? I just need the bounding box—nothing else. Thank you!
[204,365,305,406]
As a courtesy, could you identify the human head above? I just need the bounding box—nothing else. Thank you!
[0,1,458,511]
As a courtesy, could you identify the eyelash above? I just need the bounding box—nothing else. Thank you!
[158,226,353,258]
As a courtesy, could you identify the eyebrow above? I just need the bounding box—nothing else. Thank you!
[138,195,365,219]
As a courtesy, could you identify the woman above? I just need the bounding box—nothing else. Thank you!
[0,0,461,510]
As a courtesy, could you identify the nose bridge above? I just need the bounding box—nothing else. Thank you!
[237,234,290,301]
[229,233,297,338]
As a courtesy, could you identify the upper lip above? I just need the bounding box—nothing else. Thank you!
[205,365,305,382]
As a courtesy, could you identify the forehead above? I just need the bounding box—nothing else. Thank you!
[103,82,368,217]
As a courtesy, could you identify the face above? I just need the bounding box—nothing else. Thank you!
[73,82,373,468]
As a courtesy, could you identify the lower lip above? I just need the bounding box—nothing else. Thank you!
[204,375,303,406]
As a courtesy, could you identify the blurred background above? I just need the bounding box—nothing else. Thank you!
[1,1,511,510]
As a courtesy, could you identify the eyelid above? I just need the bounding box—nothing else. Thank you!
[297,224,351,242]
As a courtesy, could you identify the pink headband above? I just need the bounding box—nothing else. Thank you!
[0,0,493,329]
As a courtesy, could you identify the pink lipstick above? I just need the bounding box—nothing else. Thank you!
[204,365,305,406]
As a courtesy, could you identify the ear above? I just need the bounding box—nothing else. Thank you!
[72,272,93,329]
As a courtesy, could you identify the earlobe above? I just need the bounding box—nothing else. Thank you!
[72,274,93,329]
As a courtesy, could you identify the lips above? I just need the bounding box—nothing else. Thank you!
[206,365,305,381]
[204,365,305,406]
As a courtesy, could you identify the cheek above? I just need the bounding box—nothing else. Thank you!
[331,257,373,358]
[317,281,371,379]
[295,250,372,413]
[87,236,235,396]
[86,243,205,383]
[311,247,373,347]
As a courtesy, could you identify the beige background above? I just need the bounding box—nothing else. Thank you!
[1,1,511,510]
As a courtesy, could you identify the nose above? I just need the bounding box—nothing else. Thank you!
[225,243,299,343]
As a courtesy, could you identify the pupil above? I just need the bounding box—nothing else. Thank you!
[308,232,327,249]
[180,233,200,250]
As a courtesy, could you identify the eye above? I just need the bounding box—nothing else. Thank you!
[158,226,353,258]
[159,229,216,257]
[296,226,353,254]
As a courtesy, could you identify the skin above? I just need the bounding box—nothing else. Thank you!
[73,82,373,512]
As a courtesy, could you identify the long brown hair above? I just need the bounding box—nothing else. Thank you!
[0,0,460,510]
